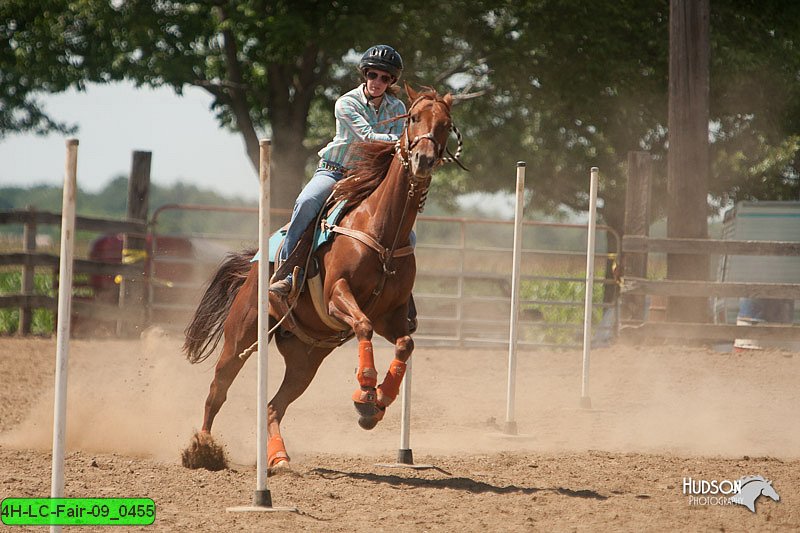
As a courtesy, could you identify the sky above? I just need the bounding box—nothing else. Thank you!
[0,82,260,200]
[0,80,529,218]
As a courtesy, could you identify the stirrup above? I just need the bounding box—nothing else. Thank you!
[269,278,292,297]
[288,266,303,302]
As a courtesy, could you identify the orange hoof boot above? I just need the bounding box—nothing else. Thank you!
[267,435,290,468]
[352,386,377,406]
[352,386,382,427]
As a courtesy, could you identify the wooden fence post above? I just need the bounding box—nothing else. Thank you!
[19,206,37,335]
[118,151,151,336]
[622,152,652,322]
[667,0,711,323]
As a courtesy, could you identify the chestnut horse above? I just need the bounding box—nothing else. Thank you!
[181,86,462,470]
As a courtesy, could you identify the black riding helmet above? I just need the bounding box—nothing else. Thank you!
[358,45,403,82]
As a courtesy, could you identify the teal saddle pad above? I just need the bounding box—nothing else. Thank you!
[251,200,347,263]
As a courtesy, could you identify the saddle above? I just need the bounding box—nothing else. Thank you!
[254,201,353,347]
[256,199,415,348]
[251,200,349,268]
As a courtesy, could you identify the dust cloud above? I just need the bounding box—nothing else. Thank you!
[2,333,799,466]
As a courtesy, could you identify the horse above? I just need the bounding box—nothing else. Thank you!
[180,85,463,471]
[733,476,780,513]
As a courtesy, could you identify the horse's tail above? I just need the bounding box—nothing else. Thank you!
[183,249,257,364]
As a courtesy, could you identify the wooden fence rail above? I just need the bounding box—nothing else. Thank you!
[620,237,800,344]
[620,151,800,346]
[623,235,800,256]
[1,208,147,335]
[623,278,800,300]
[0,208,146,235]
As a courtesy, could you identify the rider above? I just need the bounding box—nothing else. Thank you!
[269,44,407,299]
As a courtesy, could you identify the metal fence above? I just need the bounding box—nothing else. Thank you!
[147,205,620,349]
[413,215,620,348]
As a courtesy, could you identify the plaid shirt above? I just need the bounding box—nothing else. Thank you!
[318,84,406,168]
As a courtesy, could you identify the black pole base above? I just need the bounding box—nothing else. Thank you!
[253,489,273,508]
[397,448,414,465]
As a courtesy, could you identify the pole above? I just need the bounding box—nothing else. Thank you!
[227,140,296,513]
[397,357,414,464]
[504,162,525,435]
[581,167,599,409]
[255,139,272,507]
[50,138,78,533]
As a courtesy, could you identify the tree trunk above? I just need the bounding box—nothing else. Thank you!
[666,0,710,323]
[239,126,307,213]
[270,128,308,212]
[620,151,652,322]
[215,6,317,211]
[264,47,321,211]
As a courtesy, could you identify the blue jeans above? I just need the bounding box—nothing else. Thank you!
[279,165,417,267]
[280,167,342,262]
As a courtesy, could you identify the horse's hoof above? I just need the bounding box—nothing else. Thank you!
[356,405,385,430]
[353,387,384,430]
[353,399,380,418]
[181,431,228,471]
[358,415,380,430]
[268,459,291,476]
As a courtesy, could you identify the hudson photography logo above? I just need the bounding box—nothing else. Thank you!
[682,475,780,513]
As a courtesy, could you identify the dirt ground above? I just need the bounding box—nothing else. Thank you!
[1,333,798,532]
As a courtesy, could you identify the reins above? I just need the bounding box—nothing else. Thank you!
[262,90,465,351]
[392,94,468,172]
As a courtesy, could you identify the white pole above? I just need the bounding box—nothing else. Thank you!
[255,139,272,506]
[228,141,295,512]
[504,162,525,435]
[397,356,413,463]
[50,138,78,533]
[398,221,414,464]
[580,167,599,409]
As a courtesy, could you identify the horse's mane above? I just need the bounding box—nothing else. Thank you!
[333,87,445,207]
[332,140,396,205]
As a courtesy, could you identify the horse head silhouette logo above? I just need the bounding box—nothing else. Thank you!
[733,476,780,513]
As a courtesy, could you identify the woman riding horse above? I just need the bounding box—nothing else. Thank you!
[182,66,461,471]
[270,45,412,314]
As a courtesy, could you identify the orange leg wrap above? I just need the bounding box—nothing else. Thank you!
[356,340,377,388]
[267,435,289,467]
[376,359,407,408]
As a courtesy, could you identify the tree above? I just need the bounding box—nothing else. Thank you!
[0,0,78,137]
[667,0,710,323]
[1,0,494,208]
[2,0,799,221]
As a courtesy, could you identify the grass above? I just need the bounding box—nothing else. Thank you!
[414,254,615,346]
[0,235,98,335]
[0,270,56,335]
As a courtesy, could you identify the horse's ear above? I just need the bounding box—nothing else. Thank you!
[443,93,453,108]
[405,82,419,104]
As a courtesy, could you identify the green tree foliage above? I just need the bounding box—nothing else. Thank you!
[2,1,799,230]
[0,178,256,238]
[0,0,78,136]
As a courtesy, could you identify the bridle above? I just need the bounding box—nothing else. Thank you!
[394,96,467,174]
[268,91,468,347]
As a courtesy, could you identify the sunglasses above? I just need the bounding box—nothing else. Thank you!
[366,71,393,84]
